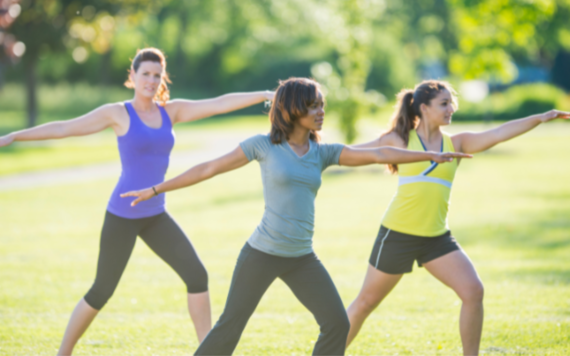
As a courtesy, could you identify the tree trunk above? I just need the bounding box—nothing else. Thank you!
[25,55,38,128]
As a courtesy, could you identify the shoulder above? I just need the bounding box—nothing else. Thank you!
[241,133,273,149]
[379,130,406,148]
[96,102,128,123]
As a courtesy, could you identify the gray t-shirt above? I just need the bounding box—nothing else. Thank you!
[240,134,345,257]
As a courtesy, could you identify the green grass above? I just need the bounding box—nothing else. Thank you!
[1,120,570,355]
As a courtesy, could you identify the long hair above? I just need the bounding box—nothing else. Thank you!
[386,80,457,173]
[269,77,322,144]
[124,48,172,106]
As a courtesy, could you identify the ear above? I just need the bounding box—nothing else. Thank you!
[419,102,427,115]
[129,67,135,82]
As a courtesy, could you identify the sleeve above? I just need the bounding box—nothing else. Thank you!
[239,134,272,162]
[319,143,345,170]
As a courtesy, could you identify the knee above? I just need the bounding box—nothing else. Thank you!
[322,309,351,336]
[84,285,114,310]
[185,264,209,294]
[354,293,382,316]
[458,280,484,304]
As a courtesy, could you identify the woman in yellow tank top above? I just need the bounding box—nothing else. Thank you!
[345,80,570,355]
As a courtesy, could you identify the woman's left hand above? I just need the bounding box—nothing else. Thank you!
[540,110,570,123]
[121,187,156,206]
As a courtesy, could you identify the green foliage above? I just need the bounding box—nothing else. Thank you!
[454,83,570,121]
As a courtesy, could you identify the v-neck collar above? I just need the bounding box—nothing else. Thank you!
[416,131,443,164]
[286,140,312,159]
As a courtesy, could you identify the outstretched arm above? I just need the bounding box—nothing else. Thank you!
[121,146,250,206]
[0,104,119,147]
[452,110,570,154]
[339,146,472,167]
[169,91,275,124]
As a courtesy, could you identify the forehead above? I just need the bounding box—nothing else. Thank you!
[434,89,451,101]
[137,61,163,72]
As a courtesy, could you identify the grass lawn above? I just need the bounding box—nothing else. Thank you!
[0,119,569,355]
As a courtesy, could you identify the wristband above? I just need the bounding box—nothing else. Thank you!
[152,186,159,196]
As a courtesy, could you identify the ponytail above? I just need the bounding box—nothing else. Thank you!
[386,89,417,173]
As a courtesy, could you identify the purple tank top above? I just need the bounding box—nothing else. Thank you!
[107,102,175,219]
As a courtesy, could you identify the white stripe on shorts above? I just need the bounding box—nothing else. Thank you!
[374,228,391,269]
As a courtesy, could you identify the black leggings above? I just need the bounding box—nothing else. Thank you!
[84,211,208,310]
[195,243,350,356]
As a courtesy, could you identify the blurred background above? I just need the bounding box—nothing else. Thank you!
[1,0,569,141]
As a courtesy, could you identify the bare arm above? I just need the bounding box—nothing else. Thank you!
[350,131,403,149]
[339,146,472,167]
[0,104,120,147]
[121,146,250,206]
[452,110,570,154]
[169,91,275,124]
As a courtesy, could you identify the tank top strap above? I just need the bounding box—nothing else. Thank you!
[123,101,142,131]
[157,104,173,128]
[442,131,455,153]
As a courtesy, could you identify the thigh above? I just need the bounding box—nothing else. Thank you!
[93,212,140,287]
[357,264,403,308]
[139,213,205,276]
[423,249,483,299]
[221,244,283,318]
[280,255,345,321]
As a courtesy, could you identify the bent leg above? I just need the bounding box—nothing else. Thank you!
[195,244,280,355]
[423,250,484,356]
[60,211,139,355]
[140,213,210,342]
[281,256,350,356]
[346,264,403,347]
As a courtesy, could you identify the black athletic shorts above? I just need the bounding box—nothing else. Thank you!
[368,225,460,274]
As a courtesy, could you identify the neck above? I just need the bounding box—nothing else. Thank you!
[287,126,311,146]
[415,119,441,142]
[132,94,155,112]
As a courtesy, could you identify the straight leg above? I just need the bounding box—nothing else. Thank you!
[280,255,350,356]
[195,244,281,355]
[423,250,484,356]
[139,213,210,342]
[59,212,139,355]
[346,264,403,347]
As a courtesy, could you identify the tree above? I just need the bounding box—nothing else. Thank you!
[10,0,126,127]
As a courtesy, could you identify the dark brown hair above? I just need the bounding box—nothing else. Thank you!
[387,80,457,173]
[269,77,322,144]
[124,48,172,106]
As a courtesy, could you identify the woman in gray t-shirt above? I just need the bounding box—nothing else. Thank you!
[122,77,469,355]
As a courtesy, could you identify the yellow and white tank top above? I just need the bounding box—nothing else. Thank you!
[381,130,458,237]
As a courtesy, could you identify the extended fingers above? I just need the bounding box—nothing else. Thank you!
[120,191,141,198]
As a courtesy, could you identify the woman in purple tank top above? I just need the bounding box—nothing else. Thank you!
[0,47,274,355]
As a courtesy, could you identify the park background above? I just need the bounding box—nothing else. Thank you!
[0,0,569,354]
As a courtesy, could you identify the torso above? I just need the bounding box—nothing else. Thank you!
[106,101,176,219]
[381,129,458,237]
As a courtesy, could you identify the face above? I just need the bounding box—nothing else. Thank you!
[130,61,163,98]
[420,89,456,126]
[296,91,325,131]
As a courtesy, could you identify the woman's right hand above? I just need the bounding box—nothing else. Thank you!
[0,134,15,147]
[431,151,472,163]
[120,187,156,207]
